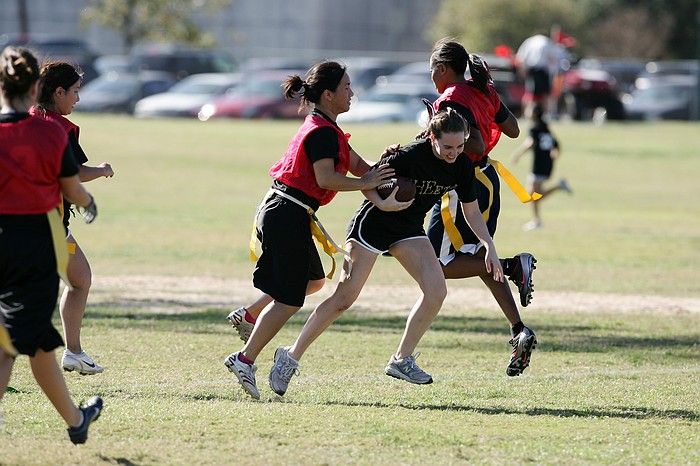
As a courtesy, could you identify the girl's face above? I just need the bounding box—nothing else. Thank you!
[328,72,353,115]
[430,131,465,163]
[430,55,449,94]
[54,80,80,115]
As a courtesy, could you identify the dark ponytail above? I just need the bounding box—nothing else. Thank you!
[281,60,346,110]
[467,53,493,96]
[0,46,39,100]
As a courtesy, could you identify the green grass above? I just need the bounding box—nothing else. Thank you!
[2,303,698,464]
[67,115,700,295]
[2,116,699,464]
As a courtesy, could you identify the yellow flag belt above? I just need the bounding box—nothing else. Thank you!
[440,157,541,250]
[249,189,351,279]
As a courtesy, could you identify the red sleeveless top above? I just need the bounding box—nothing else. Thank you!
[0,115,68,214]
[29,107,80,140]
[433,81,502,162]
[268,113,351,206]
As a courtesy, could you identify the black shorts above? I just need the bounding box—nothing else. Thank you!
[346,201,426,253]
[427,163,500,264]
[252,192,324,307]
[0,215,64,356]
[526,67,551,98]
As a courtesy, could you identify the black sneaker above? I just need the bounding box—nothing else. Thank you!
[507,327,537,376]
[509,253,536,307]
[67,396,103,444]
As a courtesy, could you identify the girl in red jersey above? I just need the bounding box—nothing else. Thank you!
[223,61,399,399]
[0,47,103,444]
[425,39,537,376]
[31,62,114,375]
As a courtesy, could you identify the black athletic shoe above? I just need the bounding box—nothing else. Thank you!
[507,327,537,376]
[509,253,536,307]
[67,396,103,444]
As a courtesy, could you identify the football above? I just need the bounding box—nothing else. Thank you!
[376,176,416,202]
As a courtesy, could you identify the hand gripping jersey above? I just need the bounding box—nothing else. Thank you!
[0,116,67,214]
[268,113,350,206]
[433,81,502,162]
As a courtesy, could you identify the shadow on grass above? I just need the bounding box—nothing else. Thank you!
[98,456,139,466]
[85,305,698,354]
[321,400,699,421]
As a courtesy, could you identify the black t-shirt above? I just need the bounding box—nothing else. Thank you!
[530,122,558,176]
[303,109,353,164]
[0,112,78,177]
[360,139,476,227]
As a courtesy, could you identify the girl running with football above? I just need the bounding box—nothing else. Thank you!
[31,61,115,375]
[0,46,103,444]
[266,108,503,396]
[223,61,399,399]
[426,39,537,376]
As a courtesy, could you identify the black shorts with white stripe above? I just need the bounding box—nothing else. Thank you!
[346,200,427,254]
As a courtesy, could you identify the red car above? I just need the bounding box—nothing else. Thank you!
[198,70,307,120]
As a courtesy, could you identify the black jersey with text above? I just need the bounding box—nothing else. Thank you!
[530,122,558,177]
[358,139,476,228]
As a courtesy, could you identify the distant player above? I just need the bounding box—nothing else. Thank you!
[0,46,103,444]
[32,61,115,375]
[511,104,572,231]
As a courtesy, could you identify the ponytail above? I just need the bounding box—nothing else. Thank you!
[467,54,492,96]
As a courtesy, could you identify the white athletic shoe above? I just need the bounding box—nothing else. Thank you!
[268,347,299,396]
[522,219,543,232]
[62,350,104,375]
[385,353,433,384]
[224,352,260,400]
[227,307,255,342]
[558,178,573,194]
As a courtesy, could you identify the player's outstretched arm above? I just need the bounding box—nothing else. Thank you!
[362,186,412,212]
[79,162,114,182]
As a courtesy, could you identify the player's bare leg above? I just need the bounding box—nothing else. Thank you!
[288,242,378,361]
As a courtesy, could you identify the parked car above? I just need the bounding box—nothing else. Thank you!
[338,83,438,123]
[75,71,175,114]
[557,66,625,120]
[623,75,698,121]
[334,57,403,95]
[635,60,699,90]
[0,34,98,83]
[576,58,646,93]
[94,54,132,76]
[238,57,311,72]
[198,70,306,121]
[130,44,236,80]
[134,73,241,118]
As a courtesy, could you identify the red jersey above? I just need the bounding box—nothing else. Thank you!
[0,116,68,214]
[433,81,502,162]
[268,113,351,206]
[29,106,80,140]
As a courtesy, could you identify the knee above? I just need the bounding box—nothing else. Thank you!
[307,278,325,295]
[424,281,447,306]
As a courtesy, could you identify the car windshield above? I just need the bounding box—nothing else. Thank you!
[633,85,687,103]
[170,80,230,95]
[82,77,138,96]
[228,79,281,98]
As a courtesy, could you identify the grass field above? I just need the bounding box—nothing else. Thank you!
[1,116,699,465]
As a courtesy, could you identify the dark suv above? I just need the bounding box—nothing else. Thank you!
[130,44,236,80]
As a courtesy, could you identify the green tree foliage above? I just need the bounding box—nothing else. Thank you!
[81,0,231,50]
[428,0,698,59]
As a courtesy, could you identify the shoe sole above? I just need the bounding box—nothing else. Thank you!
[385,368,433,385]
[268,347,288,396]
[506,336,537,377]
[224,358,260,400]
[63,366,104,375]
[226,312,252,343]
[516,255,537,307]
